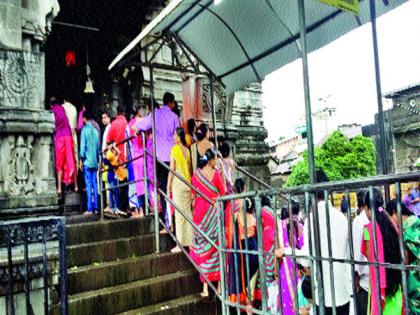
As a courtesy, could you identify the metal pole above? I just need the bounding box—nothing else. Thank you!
[217,200,228,315]
[99,154,104,221]
[142,132,149,215]
[150,67,160,253]
[255,195,268,313]
[210,76,218,150]
[369,0,390,201]
[369,0,388,176]
[297,0,316,184]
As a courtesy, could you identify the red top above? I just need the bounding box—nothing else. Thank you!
[107,115,128,162]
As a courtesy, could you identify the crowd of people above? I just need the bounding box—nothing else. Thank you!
[50,92,419,315]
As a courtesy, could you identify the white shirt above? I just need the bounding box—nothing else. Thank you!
[102,124,111,154]
[288,200,352,307]
[352,210,370,292]
[62,102,77,131]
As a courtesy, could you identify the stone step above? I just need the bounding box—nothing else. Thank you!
[67,234,155,267]
[117,294,219,315]
[67,217,154,245]
[64,270,202,315]
[68,252,192,295]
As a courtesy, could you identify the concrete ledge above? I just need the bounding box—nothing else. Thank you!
[59,270,201,315]
[117,294,219,315]
[68,252,192,295]
[67,234,155,267]
[67,217,155,245]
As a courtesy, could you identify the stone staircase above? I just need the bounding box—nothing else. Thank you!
[54,217,219,315]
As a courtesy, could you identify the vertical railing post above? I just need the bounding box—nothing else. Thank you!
[345,189,358,315]
[150,66,160,253]
[217,200,228,315]
[311,192,326,315]
[42,226,49,315]
[99,154,104,221]
[23,227,31,315]
[142,131,149,215]
[323,191,337,315]
[6,227,15,315]
[395,182,409,314]
[210,76,218,150]
[58,218,69,315]
[297,0,315,184]
[255,195,268,313]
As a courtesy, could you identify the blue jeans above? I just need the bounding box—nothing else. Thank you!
[84,167,98,213]
[108,175,119,210]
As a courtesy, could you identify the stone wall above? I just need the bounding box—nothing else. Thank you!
[0,1,59,218]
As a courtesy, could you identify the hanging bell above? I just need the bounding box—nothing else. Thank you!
[84,77,95,94]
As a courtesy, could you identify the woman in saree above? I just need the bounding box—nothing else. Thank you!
[386,199,419,314]
[362,188,403,315]
[51,98,77,195]
[227,193,259,307]
[191,123,214,173]
[167,127,193,252]
[190,148,225,297]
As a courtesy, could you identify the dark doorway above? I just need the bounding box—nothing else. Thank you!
[44,0,165,114]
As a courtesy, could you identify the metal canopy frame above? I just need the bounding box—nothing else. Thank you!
[108,0,403,188]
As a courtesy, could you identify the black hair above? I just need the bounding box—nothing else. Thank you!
[82,110,92,120]
[315,169,329,200]
[219,142,231,159]
[261,195,272,208]
[244,197,255,214]
[133,104,143,115]
[280,201,300,220]
[281,200,301,248]
[235,178,245,194]
[385,199,414,217]
[365,188,402,297]
[357,189,367,209]
[175,127,187,147]
[116,104,125,115]
[144,97,159,112]
[49,96,59,107]
[196,123,209,142]
[163,92,175,105]
[301,276,312,300]
[101,110,111,118]
[172,101,181,117]
[199,148,216,169]
[187,118,196,135]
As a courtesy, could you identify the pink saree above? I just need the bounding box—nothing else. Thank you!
[190,169,226,283]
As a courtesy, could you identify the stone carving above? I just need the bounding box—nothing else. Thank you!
[202,81,228,119]
[0,50,43,109]
[4,135,35,197]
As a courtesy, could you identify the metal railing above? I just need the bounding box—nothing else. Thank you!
[0,217,68,315]
[97,124,420,315]
[216,171,420,315]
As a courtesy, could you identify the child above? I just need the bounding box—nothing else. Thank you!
[218,142,235,194]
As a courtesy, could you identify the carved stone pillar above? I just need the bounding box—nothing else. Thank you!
[0,0,60,218]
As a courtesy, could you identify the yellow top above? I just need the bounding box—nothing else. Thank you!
[170,144,191,184]
[105,150,128,181]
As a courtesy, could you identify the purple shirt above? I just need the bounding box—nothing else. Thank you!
[51,104,72,138]
[137,105,179,162]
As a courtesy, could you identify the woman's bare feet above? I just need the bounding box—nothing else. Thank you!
[200,283,209,297]
[171,246,182,253]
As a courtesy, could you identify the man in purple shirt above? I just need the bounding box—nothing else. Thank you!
[137,92,179,225]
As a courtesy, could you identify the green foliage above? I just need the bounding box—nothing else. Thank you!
[286,131,376,187]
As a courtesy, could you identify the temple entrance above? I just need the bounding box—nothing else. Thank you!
[44,0,162,113]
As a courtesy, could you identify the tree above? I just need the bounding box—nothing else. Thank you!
[286,131,376,187]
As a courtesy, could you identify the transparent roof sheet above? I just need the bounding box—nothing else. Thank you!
[110,0,406,94]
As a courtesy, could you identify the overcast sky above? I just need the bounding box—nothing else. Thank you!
[262,0,420,142]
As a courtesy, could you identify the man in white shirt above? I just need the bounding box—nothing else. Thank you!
[352,190,369,315]
[277,170,352,315]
